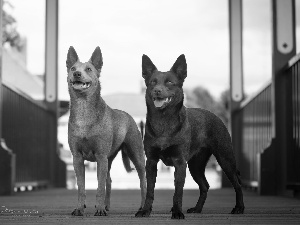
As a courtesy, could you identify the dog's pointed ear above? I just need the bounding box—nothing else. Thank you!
[170,54,187,81]
[142,54,157,81]
[66,46,79,71]
[89,46,103,72]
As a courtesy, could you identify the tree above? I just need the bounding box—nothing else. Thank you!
[185,86,230,127]
[185,86,216,111]
[2,1,24,51]
[213,89,230,126]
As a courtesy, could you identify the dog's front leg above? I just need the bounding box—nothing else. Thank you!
[95,153,108,216]
[171,158,187,219]
[135,158,158,217]
[104,159,112,211]
[71,154,86,216]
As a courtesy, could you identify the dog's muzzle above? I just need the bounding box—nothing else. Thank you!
[71,80,91,90]
[152,96,172,108]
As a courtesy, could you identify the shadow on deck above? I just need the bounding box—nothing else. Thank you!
[1,188,300,224]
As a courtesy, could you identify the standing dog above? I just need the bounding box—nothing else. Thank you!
[135,54,245,219]
[67,46,146,216]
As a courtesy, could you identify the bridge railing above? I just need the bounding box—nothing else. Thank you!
[286,55,300,190]
[0,82,66,194]
[238,82,272,187]
[234,53,300,195]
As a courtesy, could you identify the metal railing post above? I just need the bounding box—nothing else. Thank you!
[45,0,66,187]
[228,0,244,187]
[270,0,296,195]
[0,0,3,140]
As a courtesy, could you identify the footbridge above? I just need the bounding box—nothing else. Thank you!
[0,1,299,223]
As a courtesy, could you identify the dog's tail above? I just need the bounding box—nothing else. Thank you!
[121,145,134,173]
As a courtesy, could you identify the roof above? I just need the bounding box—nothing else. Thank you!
[2,48,44,100]
[102,93,146,120]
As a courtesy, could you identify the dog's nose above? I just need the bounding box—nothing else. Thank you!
[153,88,162,95]
[73,71,81,78]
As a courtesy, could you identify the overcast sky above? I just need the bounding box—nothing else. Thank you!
[7,0,300,101]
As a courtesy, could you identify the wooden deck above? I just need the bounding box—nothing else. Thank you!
[1,188,300,224]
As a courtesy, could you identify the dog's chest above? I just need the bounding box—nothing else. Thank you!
[71,122,97,138]
[68,118,113,162]
[149,116,180,137]
[69,110,103,138]
[146,115,190,149]
[68,101,102,136]
[79,137,97,161]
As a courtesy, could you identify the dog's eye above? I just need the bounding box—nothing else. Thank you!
[150,80,157,86]
[86,67,92,72]
[71,67,76,71]
[166,80,174,85]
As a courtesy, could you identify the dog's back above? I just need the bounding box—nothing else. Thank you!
[186,108,234,160]
[108,106,144,171]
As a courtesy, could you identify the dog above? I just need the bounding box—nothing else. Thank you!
[135,54,245,219]
[66,46,146,216]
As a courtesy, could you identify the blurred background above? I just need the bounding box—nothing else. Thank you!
[1,0,300,192]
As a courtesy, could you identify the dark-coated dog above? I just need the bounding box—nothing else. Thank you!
[135,54,244,219]
[66,46,146,216]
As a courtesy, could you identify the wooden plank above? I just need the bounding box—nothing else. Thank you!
[1,188,300,224]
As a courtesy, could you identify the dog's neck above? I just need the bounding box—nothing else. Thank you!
[146,97,185,137]
[69,81,106,125]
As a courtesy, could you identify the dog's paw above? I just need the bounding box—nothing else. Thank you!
[71,208,84,216]
[231,206,245,214]
[135,208,152,217]
[71,204,86,216]
[187,207,202,213]
[94,205,108,216]
[171,210,185,219]
[94,209,108,216]
[171,208,185,219]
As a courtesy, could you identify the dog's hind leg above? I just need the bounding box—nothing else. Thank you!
[132,156,146,210]
[71,154,86,216]
[214,147,245,214]
[187,148,211,214]
[131,155,146,210]
[123,130,146,210]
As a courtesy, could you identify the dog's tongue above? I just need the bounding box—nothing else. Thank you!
[72,82,90,90]
[154,98,167,108]
[73,83,84,89]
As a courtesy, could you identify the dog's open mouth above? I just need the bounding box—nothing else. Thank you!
[71,81,91,90]
[153,97,172,108]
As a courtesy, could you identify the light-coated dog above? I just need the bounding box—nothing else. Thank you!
[66,46,146,216]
